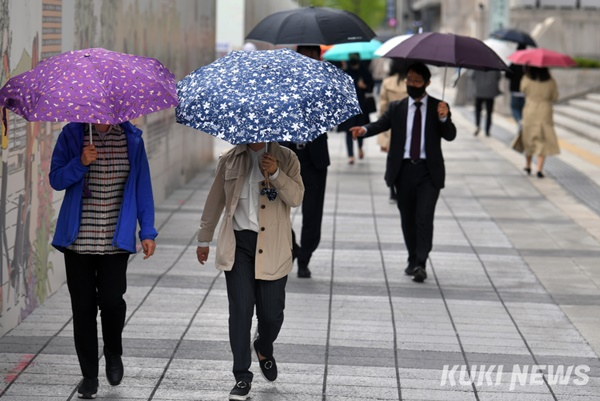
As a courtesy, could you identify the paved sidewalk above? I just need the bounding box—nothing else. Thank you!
[2,98,600,400]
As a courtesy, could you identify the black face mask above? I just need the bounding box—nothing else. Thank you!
[406,85,426,99]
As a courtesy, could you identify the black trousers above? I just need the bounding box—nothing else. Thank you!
[395,161,440,268]
[475,97,495,134]
[226,230,287,382]
[64,250,129,379]
[294,157,327,266]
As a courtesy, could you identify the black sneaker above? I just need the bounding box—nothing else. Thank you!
[253,339,278,382]
[77,377,98,399]
[229,381,251,400]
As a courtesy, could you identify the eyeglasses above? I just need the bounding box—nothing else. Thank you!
[405,78,425,85]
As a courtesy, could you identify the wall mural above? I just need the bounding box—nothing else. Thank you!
[0,0,216,337]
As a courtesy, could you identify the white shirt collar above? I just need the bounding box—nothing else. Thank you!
[409,94,428,108]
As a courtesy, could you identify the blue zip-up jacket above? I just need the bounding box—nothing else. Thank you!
[49,122,158,253]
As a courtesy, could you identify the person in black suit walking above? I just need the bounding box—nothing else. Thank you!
[350,62,456,282]
[284,45,330,279]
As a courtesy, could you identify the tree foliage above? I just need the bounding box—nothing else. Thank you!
[298,0,387,30]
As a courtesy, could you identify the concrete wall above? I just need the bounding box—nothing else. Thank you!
[512,8,600,59]
[0,0,216,338]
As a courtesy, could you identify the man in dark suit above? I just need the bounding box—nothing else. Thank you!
[350,62,456,283]
[284,45,330,279]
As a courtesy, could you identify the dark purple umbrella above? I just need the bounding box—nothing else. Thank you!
[245,6,376,46]
[383,32,509,99]
[384,32,509,71]
[0,48,177,125]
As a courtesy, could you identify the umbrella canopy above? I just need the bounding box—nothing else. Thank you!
[508,48,577,68]
[176,48,361,145]
[383,32,509,71]
[484,38,518,65]
[490,28,537,47]
[322,40,382,61]
[0,48,177,124]
[374,34,413,57]
[245,6,376,46]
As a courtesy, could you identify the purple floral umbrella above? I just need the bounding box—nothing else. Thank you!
[0,48,177,127]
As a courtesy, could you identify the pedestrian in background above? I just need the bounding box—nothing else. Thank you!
[506,44,527,129]
[338,52,374,165]
[472,69,502,136]
[512,66,560,178]
[285,45,330,279]
[49,122,157,399]
[196,142,303,401]
[377,59,408,203]
[350,62,456,283]
[369,57,390,97]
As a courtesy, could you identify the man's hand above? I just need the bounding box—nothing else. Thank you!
[357,78,367,90]
[261,153,278,176]
[141,239,156,260]
[197,246,209,265]
[437,101,449,119]
[81,145,97,166]
[349,126,366,139]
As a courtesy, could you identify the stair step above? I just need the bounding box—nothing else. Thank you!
[554,113,600,144]
[555,104,600,126]
[568,99,600,113]
[587,93,600,102]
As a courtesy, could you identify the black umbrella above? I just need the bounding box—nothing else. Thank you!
[245,6,376,46]
[490,28,537,47]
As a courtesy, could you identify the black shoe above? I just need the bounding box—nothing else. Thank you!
[473,129,480,136]
[537,171,544,178]
[105,351,124,386]
[524,167,531,175]
[404,264,417,276]
[412,266,427,283]
[253,339,278,382]
[298,263,311,278]
[77,377,98,399]
[229,381,251,400]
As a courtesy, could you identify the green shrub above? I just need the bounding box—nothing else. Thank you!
[573,57,600,68]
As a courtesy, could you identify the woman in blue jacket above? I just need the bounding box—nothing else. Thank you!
[49,121,157,399]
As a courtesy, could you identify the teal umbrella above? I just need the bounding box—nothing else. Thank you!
[322,39,382,61]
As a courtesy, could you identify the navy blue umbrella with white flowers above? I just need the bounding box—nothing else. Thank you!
[175,48,361,144]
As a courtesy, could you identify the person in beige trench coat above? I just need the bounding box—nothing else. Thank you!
[512,66,560,178]
[377,59,408,202]
[196,142,304,400]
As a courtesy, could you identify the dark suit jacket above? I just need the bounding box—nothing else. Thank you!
[364,96,456,189]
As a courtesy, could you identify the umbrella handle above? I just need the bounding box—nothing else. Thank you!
[264,142,269,188]
[442,67,447,101]
[89,123,93,145]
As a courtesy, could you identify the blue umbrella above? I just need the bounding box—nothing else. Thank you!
[176,48,361,144]
[322,39,382,61]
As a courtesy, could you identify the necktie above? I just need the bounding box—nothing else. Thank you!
[410,102,422,161]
